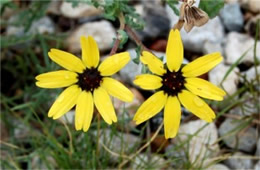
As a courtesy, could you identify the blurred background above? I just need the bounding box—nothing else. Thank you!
[0,0,259,169]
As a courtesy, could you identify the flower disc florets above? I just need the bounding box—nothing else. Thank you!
[161,70,186,96]
[77,68,102,92]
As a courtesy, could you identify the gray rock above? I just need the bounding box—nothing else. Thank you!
[175,120,219,167]
[225,32,260,64]
[224,152,254,169]
[60,2,102,18]
[206,164,230,170]
[230,92,260,116]
[220,3,244,32]
[119,49,165,85]
[119,49,145,85]
[245,14,260,39]
[240,0,260,13]
[7,15,26,36]
[59,110,74,124]
[254,160,260,170]
[165,144,187,167]
[29,16,55,34]
[47,0,62,15]
[181,16,225,52]
[131,154,167,169]
[166,4,224,52]
[32,154,56,169]
[136,2,170,41]
[209,63,239,95]
[14,121,31,139]
[113,88,144,131]
[256,138,260,156]
[66,20,116,53]
[202,41,223,55]
[7,16,55,36]
[219,118,258,152]
[225,0,239,3]
[241,65,260,83]
[93,129,141,162]
[120,49,189,85]
[166,1,225,52]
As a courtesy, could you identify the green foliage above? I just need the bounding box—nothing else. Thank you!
[1,0,258,169]
[117,30,128,49]
[165,0,180,16]
[89,0,145,30]
[12,0,50,32]
[133,46,142,64]
[199,0,224,18]
[1,35,35,48]
[0,0,18,15]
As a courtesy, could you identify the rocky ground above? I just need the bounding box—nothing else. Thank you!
[1,0,259,169]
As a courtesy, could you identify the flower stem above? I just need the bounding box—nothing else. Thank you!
[125,25,151,52]
[110,13,125,56]
[96,113,101,162]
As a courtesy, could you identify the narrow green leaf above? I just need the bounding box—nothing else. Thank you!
[220,47,251,84]
[166,0,180,16]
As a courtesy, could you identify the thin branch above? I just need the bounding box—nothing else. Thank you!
[125,25,150,52]
[110,13,125,55]
[100,142,130,159]
[59,119,74,155]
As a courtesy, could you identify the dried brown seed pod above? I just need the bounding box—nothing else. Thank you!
[174,0,209,33]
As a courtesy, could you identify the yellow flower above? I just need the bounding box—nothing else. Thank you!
[36,36,133,132]
[133,29,226,139]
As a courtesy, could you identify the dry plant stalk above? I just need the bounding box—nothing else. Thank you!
[174,0,209,32]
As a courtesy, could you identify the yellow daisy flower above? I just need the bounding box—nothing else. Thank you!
[36,36,133,132]
[133,29,226,139]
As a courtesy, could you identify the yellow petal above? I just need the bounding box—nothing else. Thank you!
[140,51,166,76]
[164,96,181,139]
[133,74,163,90]
[185,78,226,101]
[178,90,216,122]
[93,87,117,124]
[98,52,130,76]
[75,91,93,132]
[101,77,133,102]
[48,49,85,73]
[81,36,100,68]
[166,29,183,72]
[48,85,81,119]
[182,52,223,77]
[35,70,78,88]
[134,91,167,125]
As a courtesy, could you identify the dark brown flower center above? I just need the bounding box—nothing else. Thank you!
[161,70,185,96]
[77,68,102,92]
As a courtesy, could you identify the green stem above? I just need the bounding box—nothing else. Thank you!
[110,13,125,55]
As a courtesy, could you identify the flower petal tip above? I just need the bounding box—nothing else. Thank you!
[83,128,89,132]
[47,113,53,118]
[75,127,81,131]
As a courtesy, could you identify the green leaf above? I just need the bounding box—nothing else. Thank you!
[65,0,80,7]
[199,0,224,18]
[133,46,142,64]
[0,35,35,48]
[166,0,180,16]
[118,30,128,49]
